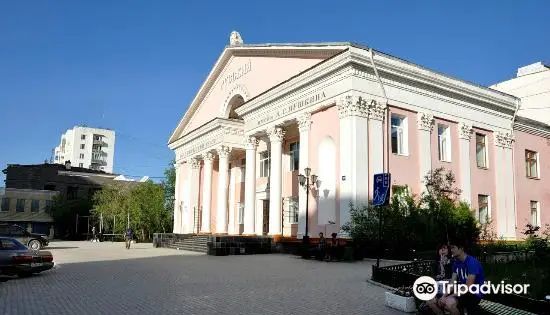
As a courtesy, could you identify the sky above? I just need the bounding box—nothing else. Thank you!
[1,0,549,185]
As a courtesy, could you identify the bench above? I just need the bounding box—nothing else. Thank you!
[477,299,537,315]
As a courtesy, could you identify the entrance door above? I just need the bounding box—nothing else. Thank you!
[262,200,269,235]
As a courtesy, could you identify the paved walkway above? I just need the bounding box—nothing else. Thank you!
[0,241,405,315]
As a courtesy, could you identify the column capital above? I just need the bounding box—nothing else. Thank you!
[495,131,514,149]
[417,112,435,132]
[458,122,473,140]
[244,136,259,150]
[189,158,201,169]
[337,94,369,119]
[203,152,215,162]
[267,126,285,143]
[217,145,231,158]
[297,113,312,133]
[368,99,387,121]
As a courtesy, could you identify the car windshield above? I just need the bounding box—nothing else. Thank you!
[0,238,28,250]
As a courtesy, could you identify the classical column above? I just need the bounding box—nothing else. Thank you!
[201,152,214,233]
[188,158,201,234]
[337,94,369,236]
[227,162,237,235]
[297,113,312,239]
[216,145,231,234]
[178,162,189,233]
[417,112,434,192]
[243,136,259,235]
[268,126,285,235]
[494,131,516,239]
[173,162,182,234]
[368,99,387,177]
[458,122,473,204]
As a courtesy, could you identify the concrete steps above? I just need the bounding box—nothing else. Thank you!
[168,235,209,253]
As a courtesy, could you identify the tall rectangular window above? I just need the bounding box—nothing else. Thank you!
[16,199,25,212]
[79,153,84,159]
[530,201,539,226]
[31,200,40,212]
[259,151,270,177]
[286,198,299,223]
[478,195,489,224]
[80,144,85,149]
[438,124,451,162]
[476,133,487,168]
[1,198,10,212]
[391,115,406,155]
[289,142,300,171]
[81,135,86,140]
[525,150,538,178]
[238,203,245,224]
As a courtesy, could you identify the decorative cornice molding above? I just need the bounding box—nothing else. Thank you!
[337,94,369,119]
[203,152,215,162]
[368,99,387,121]
[217,145,231,158]
[244,136,259,150]
[267,126,285,143]
[297,113,312,133]
[189,158,201,169]
[458,122,473,140]
[417,112,435,132]
[494,131,514,149]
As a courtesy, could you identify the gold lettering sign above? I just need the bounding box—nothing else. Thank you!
[256,91,327,126]
[221,60,252,90]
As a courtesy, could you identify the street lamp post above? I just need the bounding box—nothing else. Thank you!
[298,167,318,251]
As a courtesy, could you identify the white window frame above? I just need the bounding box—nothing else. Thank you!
[391,114,408,155]
[476,133,488,168]
[286,197,299,224]
[478,194,490,224]
[438,124,451,162]
[525,150,539,178]
[80,143,85,150]
[259,150,270,178]
[289,142,300,171]
[530,201,540,226]
[237,203,244,224]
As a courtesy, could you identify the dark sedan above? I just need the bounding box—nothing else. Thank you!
[0,237,54,277]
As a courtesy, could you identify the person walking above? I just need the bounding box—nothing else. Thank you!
[92,226,98,242]
[125,227,133,249]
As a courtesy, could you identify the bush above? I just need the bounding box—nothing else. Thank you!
[341,167,481,260]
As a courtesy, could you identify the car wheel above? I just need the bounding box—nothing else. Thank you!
[28,240,42,250]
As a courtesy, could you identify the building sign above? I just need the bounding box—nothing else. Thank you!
[256,91,327,126]
[221,60,252,90]
[184,137,219,157]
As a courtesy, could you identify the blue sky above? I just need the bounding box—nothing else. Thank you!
[1,1,548,185]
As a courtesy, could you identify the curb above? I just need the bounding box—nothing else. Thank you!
[366,278,396,291]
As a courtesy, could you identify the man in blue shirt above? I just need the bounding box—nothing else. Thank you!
[439,239,484,315]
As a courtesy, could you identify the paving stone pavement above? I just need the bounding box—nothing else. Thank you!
[0,241,406,315]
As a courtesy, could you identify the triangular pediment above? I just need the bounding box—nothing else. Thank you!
[168,44,349,146]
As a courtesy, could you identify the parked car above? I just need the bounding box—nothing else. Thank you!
[0,223,49,250]
[0,237,54,277]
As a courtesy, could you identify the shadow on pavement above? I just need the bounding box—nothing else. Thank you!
[46,246,79,250]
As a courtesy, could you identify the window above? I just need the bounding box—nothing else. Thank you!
[79,163,83,168]
[238,203,245,224]
[530,201,539,226]
[476,133,487,168]
[259,151,270,177]
[16,199,25,212]
[79,153,84,159]
[391,115,406,155]
[438,124,451,162]
[0,238,26,250]
[80,144,85,149]
[1,198,9,212]
[45,200,53,214]
[478,195,489,224]
[287,198,299,223]
[525,150,538,178]
[289,142,300,171]
[10,225,25,237]
[81,135,86,140]
[31,200,40,212]
[240,158,246,183]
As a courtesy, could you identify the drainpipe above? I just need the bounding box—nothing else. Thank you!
[510,98,521,235]
[368,48,390,174]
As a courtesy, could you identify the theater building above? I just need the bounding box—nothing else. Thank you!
[168,32,550,240]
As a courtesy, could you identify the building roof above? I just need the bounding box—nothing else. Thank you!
[2,163,116,176]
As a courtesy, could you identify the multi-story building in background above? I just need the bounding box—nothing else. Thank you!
[54,126,115,173]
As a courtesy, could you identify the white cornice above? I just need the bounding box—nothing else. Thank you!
[514,120,550,139]
[169,118,244,150]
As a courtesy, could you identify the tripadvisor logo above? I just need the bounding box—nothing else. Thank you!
[412,276,530,301]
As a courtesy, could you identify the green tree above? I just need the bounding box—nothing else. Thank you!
[162,159,176,211]
[50,195,93,239]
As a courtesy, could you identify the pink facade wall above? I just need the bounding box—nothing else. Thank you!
[309,105,340,237]
[387,106,421,195]
[514,130,550,238]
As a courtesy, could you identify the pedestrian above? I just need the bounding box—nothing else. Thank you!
[91,226,97,242]
[125,227,133,249]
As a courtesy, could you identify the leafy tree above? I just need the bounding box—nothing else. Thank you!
[50,194,93,239]
[162,159,176,212]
